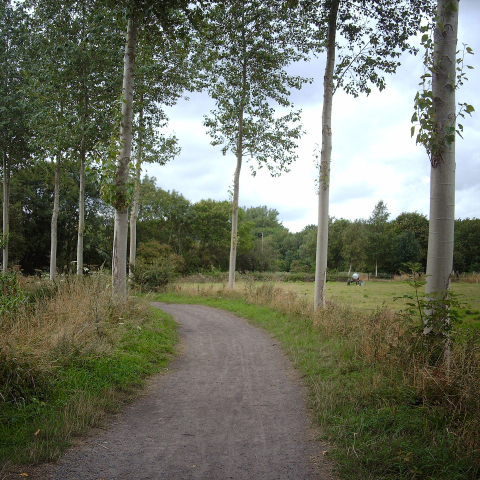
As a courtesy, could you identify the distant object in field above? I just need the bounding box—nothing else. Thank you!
[347,272,365,286]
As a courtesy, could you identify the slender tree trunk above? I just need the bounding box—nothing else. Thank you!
[77,134,86,275]
[228,34,247,290]
[77,88,88,275]
[50,152,61,281]
[424,0,458,365]
[77,2,87,276]
[112,15,137,298]
[2,151,9,273]
[314,0,339,310]
[228,105,243,290]
[129,102,143,279]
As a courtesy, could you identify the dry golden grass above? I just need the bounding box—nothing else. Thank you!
[1,272,177,467]
[1,274,151,367]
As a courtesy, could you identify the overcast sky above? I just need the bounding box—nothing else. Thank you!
[146,3,480,233]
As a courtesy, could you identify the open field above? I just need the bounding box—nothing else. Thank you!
[179,279,480,327]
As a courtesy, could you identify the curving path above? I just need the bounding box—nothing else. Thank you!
[43,303,330,480]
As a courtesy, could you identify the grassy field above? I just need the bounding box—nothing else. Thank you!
[180,279,480,327]
[2,272,478,478]
[156,281,480,480]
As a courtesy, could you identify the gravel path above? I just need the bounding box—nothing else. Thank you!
[38,303,331,479]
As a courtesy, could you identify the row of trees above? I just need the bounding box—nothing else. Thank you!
[1,0,442,290]
[5,168,479,277]
[1,0,473,364]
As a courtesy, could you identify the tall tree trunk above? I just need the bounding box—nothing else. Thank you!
[2,151,9,273]
[228,38,247,290]
[77,133,86,275]
[50,152,61,281]
[129,101,143,279]
[228,110,243,290]
[314,0,339,310]
[424,0,458,363]
[112,15,137,298]
[77,87,88,275]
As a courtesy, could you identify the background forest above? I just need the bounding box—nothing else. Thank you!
[1,0,478,283]
[5,171,480,277]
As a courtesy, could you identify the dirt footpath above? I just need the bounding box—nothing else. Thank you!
[43,303,332,479]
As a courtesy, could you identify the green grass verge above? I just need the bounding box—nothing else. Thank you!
[155,291,480,480]
[0,307,178,466]
[180,280,480,318]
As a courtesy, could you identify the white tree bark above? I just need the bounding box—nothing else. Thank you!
[129,128,142,279]
[77,133,86,275]
[424,0,458,346]
[113,209,128,292]
[314,0,339,310]
[50,152,61,281]
[112,15,137,298]
[228,44,247,290]
[228,104,243,290]
[2,150,9,273]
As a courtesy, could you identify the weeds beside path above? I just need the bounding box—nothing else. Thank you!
[0,274,178,473]
[155,283,480,480]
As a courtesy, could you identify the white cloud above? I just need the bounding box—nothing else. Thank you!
[145,5,480,232]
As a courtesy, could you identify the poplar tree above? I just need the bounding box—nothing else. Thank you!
[26,0,123,278]
[128,28,199,277]
[424,1,458,339]
[202,0,311,290]
[26,1,76,280]
[108,0,203,298]
[411,0,473,361]
[310,0,435,309]
[0,2,31,272]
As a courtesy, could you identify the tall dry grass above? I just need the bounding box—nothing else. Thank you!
[172,281,480,452]
[1,272,170,468]
[0,273,153,406]
[3,274,147,352]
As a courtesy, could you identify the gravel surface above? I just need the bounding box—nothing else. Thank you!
[23,303,332,480]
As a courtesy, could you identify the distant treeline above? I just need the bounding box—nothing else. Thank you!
[4,173,480,275]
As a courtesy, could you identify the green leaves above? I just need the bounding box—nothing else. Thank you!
[328,0,436,97]
[412,22,474,166]
[202,0,309,176]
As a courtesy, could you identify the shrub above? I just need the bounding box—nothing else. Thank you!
[0,271,28,316]
[131,256,183,291]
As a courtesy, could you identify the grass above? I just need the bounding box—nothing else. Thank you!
[0,273,178,469]
[155,281,480,480]
[180,279,480,326]
[2,272,479,478]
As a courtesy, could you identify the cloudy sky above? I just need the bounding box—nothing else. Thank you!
[146,3,480,233]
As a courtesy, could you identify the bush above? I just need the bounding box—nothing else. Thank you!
[0,271,28,316]
[131,256,183,291]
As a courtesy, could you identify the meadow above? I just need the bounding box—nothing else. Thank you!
[179,277,480,326]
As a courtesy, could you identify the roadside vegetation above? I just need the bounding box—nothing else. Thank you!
[177,273,480,318]
[156,278,480,480]
[0,271,177,469]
